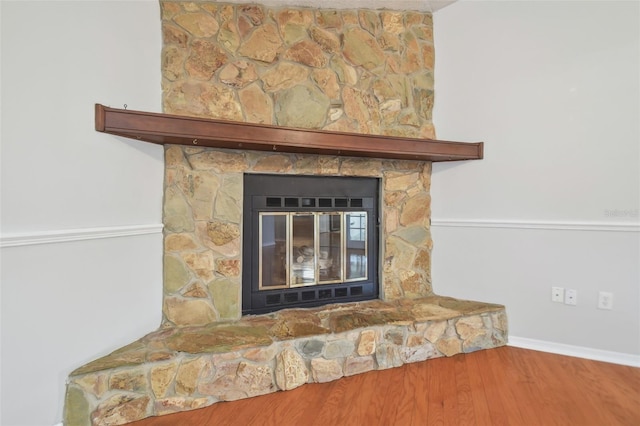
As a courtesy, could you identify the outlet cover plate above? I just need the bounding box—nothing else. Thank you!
[551,287,564,303]
[565,289,577,305]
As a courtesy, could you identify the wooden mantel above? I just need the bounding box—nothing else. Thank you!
[95,104,483,162]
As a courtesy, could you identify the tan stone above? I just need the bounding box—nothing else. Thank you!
[384,191,407,207]
[164,81,242,121]
[109,368,147,392]
[239,83,273,124]
[400,270,426,296]
[310,358,343,383]
[330,57,358,85]
[165,146,188,168]
[284,40,327,68]
[385,236,416,271]
[413,248,430,274]
[206,221,240,246]
[175,12,220,38]
[209,278,240,319]
[359,10,381,36]
[185,40,227,80]
[72,373,108,398]
[215,259,240,277]
[164,255,191,294]
[456,316,485,341]
[344,355,375,376]
[253,155,293,173]
[64,386,91,426]
[400,193,430,226]
[155,397,210,416]
[189,150,248,173]
[421,42,435,70]
[376,344,403,369]
[161,2,181,20]
[379,31,401,52]
[164,297,217,326]
[165,233,198,252]
[218,19,240,52]
[243,345,279,362]
[342,86,380,134]
[214,191,241,223]
[385,172,420,192]
[275,85,330,129]
[425,321,447,343]
[275,348,309,391]
[91,394,150,426]
[162,46,186,81]
[381,11,404,35]
[323,118,360,133]
[215,4,233,22]
[262,62,309,92]
[316,10,342,29]
[312,69,340,100]
[219,60,258,88]
[182,251,214,280]
[357,330,376,356]
[182,282,209,298]
[340,158,383,177]
[309,26,340,53]
[238,24,282,63]
[277,9,313,44]
[329,107,343,121]
[240,5,264,26]
[176,357,206,395]
[492,311,508,332]
[164,186,194,233]
[151,362,178,398]
[437,337,463,357]
[199,361,275,400]
[385,208,399,233]
[406,12,425,27]
[343,27,385,71]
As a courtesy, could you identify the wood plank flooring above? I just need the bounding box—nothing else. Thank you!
[129,346,640,426]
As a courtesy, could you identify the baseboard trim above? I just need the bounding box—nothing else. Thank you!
[508,336,640,367]
[431,218,639,232]
[0,224,164,248]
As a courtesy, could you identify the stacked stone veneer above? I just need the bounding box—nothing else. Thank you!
[65,297,507,425]
[161,1,438,328]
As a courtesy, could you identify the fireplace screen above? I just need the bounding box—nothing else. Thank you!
[259,211,367,289]
[243,174,379,315]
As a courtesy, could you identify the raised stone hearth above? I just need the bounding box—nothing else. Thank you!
[65,296,507,425]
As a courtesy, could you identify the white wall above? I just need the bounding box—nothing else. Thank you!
[1,1,164,425]
[432,1,639,357]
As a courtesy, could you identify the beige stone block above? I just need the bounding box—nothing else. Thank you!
[72,373,108,398]
[381,11,404,35]
[274,85,330,129]
[199,361,274,400]
[189,150,248,173]
[208,278,240,320]
[455,316,485,340]
[344,355,375,376]
[206,221,240,246]
[276,348,309,391]
[162,46,187,81]
[218,19,240,53]
[312,68,340,100]
[91,394,150,426]
[64,385,91,426]
[164,255,190,294]
[384,208,398,234]
[437,337,463,357]
[407,333,426,347]
[151,362,178,398]
[238,24,282,63]
[239,83,273,125]
[424,321,447,343]
[219,60,258,88]
[400,193,430,226]
[215,258,240,277]
[491,311,508,333]
[358,10,381,36]
[164,297,217,326]
[165,233,198,252]
[316,10,343,30]
[357,330,376,356]
[185,39,227,80]
[253,155,293,173]
[375,344,403,369]
[243,344,279,362]
[109,368,147,392]
[342,86,380,135]
[311,358,343,383]
[385,171,420,191]
[161,2,181,20]
[155,397,211,416]
[182,251,214,280]
[309,26,340,53]
[164,186,195,233]
[340,158,383,177]
[285,40,327,68]
[175,12,220,38]
[176,357,206,396]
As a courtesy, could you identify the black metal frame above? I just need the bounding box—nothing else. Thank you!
[242,174,380,315]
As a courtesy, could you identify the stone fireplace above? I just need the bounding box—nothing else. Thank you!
[63,3,507,425]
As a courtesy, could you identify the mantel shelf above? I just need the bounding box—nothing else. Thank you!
[95,104,483,162]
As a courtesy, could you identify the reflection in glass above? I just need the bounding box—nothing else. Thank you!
[346,212,367,280]
[318,213,342,283]
[291,214,316,286]
[260,214,287,288]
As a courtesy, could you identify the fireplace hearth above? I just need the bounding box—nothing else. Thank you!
[242,174,379,314]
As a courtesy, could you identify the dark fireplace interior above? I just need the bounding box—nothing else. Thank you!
[242,174,380,315]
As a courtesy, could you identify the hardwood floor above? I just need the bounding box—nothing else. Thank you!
[129,346,640,425]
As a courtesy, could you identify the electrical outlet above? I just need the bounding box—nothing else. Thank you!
[565,289,577,305]
[551,287,564,303]
[598,291,613,310]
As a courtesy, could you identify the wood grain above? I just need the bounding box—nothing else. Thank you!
[128,347,640,426]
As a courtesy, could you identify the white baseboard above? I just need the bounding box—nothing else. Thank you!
[0,224,164,248]
[431,218,639,232]
[509,336,640,367]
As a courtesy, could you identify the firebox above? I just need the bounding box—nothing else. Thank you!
[242,174,379,315]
